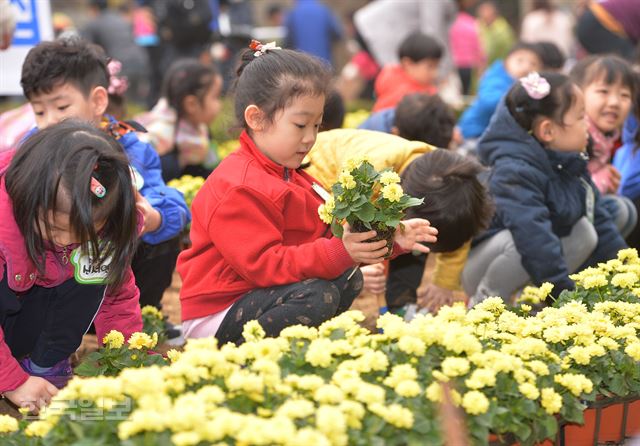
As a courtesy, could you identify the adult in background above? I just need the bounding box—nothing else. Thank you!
[576,0,639,59]
[520,0,575,59]
[82,0,150,104]
[284,0,342,66]
[476,1,515,66]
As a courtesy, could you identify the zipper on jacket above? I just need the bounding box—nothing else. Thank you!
[283,168,289,182]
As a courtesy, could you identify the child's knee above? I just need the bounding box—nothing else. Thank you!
[307,280,341,314]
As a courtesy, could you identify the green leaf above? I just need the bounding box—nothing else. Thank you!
[74,362,101,377]
[331,220,344,238]
[405,197,425,207]
[355,202,376,222]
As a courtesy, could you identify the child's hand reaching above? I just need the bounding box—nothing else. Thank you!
[3,376,58,413]
[361,263,386,295]
[342,224,390,264]
[394,218,438,253]
[417,283,454,313]
[135,192,162,235]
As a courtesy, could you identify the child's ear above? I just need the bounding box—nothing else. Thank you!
[399,57,413,70]
[182,95,200,117]
[90,86,109,119]
[533,118,555,144]
[244,105,266,131]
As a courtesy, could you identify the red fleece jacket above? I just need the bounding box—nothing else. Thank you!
[177,131,356,321]
[372,64,437,112]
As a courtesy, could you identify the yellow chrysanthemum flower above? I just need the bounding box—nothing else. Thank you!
[103,330,125,349]
[381,183,403,202]
[0,415,19,433]
[461,391,490,415]
[242,320,265,342]
[338,171,356,190]
[519,382,540,400]
[380,170,401,185]
[127,332,157,350]
[540,388,562,414]
[611,272,638,289]
[141,305,163,319]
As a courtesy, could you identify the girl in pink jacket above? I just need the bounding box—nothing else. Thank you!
[0,121,142,412]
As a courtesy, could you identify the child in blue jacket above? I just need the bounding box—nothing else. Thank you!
[458,42,542,140]
[20,38,190,315]
[462,72,626,305]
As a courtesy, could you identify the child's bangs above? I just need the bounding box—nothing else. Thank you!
[585,58,635,91]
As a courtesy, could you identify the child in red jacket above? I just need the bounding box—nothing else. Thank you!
[0,121,141,411]
[177,41,437,345]
[372,32,442,112]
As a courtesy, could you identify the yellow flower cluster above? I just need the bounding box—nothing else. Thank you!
[15,251,640,445]
[342,110,370,129]
[141,305,163,320]
[338,171,356,190]
[317,195,335,225]
[167,175,206,209]
[343,155,370,172]
[0,415,18,433]
[381,183,403,203]
[517,282,554,304]
[103,330,125,349]
[379,170,401,185]
[128,332,158,350]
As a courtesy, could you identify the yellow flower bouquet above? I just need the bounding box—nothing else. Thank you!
[318,157,423,255]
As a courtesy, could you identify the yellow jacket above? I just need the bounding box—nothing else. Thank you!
[307,129,468,290]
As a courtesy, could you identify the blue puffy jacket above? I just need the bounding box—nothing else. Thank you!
[108,116,190,245]
[358,108,395,134]
[458,60,514,139]
[476,100,625,293]
[613,115,640,201]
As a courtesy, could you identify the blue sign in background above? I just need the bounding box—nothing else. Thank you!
[10,0,41,46]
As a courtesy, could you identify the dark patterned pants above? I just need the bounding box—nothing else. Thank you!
[215,267,363,345]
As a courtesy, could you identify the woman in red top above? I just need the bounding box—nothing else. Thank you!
[177,41,437,344]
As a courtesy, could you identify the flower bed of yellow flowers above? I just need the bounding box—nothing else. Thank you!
[2,250,640,446]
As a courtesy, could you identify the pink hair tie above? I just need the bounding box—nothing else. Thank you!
[520,72,550,100]
[91,177,106,198]
[107,59,129,96]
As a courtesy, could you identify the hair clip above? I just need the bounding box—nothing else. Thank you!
[107,59,128,96]
[520,72,550,100]
[249,39,281,57]
[91,177,106,198]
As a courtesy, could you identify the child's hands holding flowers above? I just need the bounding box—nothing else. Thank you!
[393,218,437,253]
[342,223,390,264]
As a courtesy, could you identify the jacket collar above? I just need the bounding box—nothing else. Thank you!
[479,100,587,175]
[239,130,292,180]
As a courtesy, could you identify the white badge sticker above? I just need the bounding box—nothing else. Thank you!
[70,247,112,285]
[312,182,331,201]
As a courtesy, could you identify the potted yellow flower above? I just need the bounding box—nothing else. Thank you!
[318,157,424,256]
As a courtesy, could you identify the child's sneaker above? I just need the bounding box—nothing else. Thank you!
[19,357,73,389]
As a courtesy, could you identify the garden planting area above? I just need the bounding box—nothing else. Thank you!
[0,247,638,445]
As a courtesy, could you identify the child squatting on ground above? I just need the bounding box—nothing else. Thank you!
[177,41,438,345]
[20,38,191,319]
[571,55,638,239]
[0,121,142,412]
[462,72,626,306]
